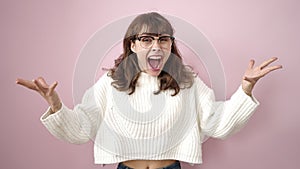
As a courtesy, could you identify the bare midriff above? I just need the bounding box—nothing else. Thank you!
[122,159,177,169]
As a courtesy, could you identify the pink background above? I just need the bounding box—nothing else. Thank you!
[1,0,299,169]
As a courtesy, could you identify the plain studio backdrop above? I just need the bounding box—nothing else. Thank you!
[1,0,299,169]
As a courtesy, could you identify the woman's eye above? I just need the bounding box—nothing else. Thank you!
[141,37,152,42]
[159,37,169,42]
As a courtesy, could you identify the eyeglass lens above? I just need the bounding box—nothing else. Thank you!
[138,36,174,48]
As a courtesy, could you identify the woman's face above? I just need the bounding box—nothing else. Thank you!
[131,33,173,76]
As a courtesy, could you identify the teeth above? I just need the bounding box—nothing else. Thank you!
[148,56,162,60]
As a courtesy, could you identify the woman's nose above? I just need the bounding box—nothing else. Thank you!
[151,40,162,51]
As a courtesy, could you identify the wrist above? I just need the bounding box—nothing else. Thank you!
[242,80,254,96]
[242,88,252,96]
[50,102,62,113]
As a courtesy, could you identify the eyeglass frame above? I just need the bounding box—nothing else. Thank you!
[131,33,175,49]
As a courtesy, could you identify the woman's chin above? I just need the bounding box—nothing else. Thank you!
[145,68,162,76]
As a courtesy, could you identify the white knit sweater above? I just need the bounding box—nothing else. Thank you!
[40,72,259,165]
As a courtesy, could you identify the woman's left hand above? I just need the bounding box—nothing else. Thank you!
[242,57,283,96]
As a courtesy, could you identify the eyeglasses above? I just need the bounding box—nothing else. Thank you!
[135,35,175,49]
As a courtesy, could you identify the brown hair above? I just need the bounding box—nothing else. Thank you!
[108,12,195,96]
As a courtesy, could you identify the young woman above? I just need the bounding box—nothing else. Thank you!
[16,12,282,169]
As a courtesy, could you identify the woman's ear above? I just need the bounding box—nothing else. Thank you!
[131,42,136,53]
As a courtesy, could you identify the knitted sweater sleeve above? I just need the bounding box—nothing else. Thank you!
[40,74,109,144]
[195,77,259,140]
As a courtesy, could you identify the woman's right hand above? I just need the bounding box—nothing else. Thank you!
[16,77,62,113]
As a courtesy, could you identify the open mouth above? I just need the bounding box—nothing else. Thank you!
[147,55,162,70]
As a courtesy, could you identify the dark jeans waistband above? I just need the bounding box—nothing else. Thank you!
[117,160,181,169]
